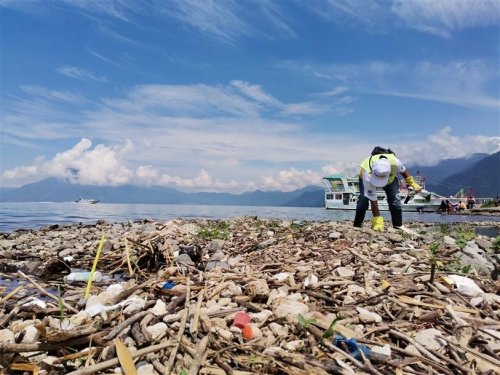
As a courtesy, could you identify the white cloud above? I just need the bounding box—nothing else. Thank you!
[58,65,107,82]
[230,80,281,107]
[398,126,500,166]
[20,85,86,103]
[306,0,500,37]
[303,59,499,109]
[391,0,500,38]
[2,138,135,186]
[2,127,499,190]
[1,138,241,190]
[159,0,252,44]
[261,168,322,191]
[2,78,498,191]
[61,0,140,22]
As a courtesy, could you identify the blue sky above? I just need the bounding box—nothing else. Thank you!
[1,0,499,192]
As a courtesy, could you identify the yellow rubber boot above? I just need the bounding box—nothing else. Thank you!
[371,216,384,231]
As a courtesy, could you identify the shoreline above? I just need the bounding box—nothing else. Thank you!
[0,218,499,374]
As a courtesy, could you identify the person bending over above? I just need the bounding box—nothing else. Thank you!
[353,147,422,231]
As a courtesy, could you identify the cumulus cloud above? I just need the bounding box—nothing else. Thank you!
[1,138,241,191]
[398,127,500,166]
[261,168,322,191]
[2,139,134,186]
[2,78,498,192]
[2,127,499,191]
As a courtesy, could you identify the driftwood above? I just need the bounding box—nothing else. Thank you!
[0,218,498,374]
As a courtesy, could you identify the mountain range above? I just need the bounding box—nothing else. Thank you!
[1,152,498,206]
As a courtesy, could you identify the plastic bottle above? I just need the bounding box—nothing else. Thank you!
[64,271,102,283]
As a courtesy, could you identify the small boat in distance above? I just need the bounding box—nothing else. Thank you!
[75,197,99,204]
[323,174,444,212]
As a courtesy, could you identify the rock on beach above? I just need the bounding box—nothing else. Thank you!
[0,217,499,374]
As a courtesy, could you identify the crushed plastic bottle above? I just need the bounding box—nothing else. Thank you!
[332,334,388,362]
[64,271,102,283]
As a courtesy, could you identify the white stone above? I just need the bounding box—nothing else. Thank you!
[356,307,382,323]
[150,300,168,316]
[146,322,168,341]
[123,295,146,315]
[347,284,366,296]
[269,322,289,337]
[229,326,242,334]
[414,328,446,350]
[247,279,270,300]
[0,329,14,343]
[20,325,40,344]
[283,340,304,351]
[273,298,309,323]
[303,274,319,288]
[163,313,182,324]
[371,344,391,357]
[217,298,231,306]
[211,327,233,340]
[250,310,273,323]
[220,282,242,298]
[137,362,157,375]
[329,231,341,239]
[336,267,355,279]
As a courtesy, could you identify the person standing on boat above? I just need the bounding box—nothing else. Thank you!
[353,148,422,231]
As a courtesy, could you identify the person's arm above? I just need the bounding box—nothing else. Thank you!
[401,169,422,192]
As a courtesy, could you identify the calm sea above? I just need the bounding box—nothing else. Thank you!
[0,202,499,233]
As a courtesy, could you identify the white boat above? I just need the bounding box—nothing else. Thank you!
[75,198,99,204]
[323,174,445,212]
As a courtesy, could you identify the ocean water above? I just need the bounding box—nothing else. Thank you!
[0,202,498,233]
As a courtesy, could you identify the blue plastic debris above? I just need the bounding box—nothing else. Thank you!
[162,281,175,290]
[333,334,372,360]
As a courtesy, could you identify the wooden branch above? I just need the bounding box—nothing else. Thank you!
[188,335,210,375]
[17,271,78,313]
[103,311,150,342]
[66,340,173,375]
[190,288,205,336]
[163,308,188,375]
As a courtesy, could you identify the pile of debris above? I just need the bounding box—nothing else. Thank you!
[0,218,499,374]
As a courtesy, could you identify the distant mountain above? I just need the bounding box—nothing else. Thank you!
[429,152,500,197]
[283,189,324,207]
[409,153,489,186]
[0,178,324,207]
[1,152,497,206]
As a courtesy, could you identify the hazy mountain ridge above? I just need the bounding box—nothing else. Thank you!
[0,178,323,207]
[1,152,498,206]
[426,152,499,197]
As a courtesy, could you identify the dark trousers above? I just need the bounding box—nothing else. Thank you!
[354,177,402,227]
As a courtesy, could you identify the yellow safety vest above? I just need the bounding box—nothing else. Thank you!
[359,154,398,184]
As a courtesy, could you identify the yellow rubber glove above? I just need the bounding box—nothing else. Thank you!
[371,216,384,231]
[405,176,422,192]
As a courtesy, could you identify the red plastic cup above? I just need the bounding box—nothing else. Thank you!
[232,311,251,329]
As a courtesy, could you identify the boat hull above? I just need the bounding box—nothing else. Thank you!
[323,174,442,213]
[325,201,440,212]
